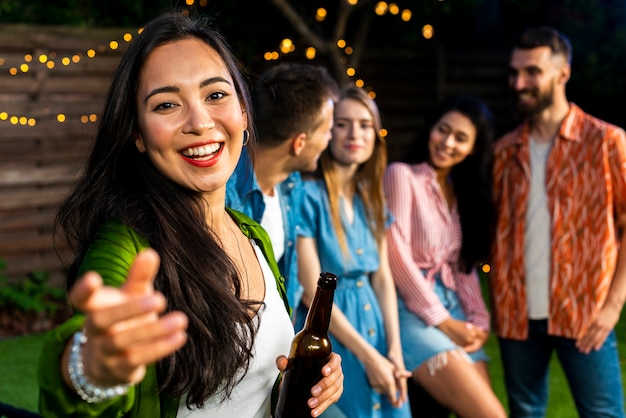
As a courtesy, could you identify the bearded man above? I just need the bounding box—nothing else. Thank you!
[491,26,626,418]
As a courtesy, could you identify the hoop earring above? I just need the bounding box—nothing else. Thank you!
[242,129,249,146]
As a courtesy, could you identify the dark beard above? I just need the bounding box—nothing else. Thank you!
[511,85,555,119]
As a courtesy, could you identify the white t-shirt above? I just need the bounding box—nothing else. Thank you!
[178,241,294,417]
[260,187,285,262]
[524,137,553,319]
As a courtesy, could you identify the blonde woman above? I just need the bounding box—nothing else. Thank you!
[297,86,411,418]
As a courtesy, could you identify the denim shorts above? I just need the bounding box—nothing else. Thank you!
[398,276,489,372]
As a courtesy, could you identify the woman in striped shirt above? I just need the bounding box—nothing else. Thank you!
[383,95,505,417]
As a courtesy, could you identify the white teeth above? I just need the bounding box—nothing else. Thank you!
[182,143,221,157]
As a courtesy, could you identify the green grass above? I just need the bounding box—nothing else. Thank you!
[1,299,626,416]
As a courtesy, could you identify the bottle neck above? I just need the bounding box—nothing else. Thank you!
[303,283,334,334]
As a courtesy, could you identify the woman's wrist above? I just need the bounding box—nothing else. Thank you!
[67,330,130,403]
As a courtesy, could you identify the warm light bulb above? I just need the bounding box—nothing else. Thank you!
[316,8,327,21]
[375,2,388,15]
[422,24,434,39]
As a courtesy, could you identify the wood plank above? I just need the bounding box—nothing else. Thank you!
[0,208,58,232]
[0,164,81,186]
[0,233,53,253]
[0,119,97,139]
[0,185,71,210]
[1,252,71,286]
[0,24,136,51]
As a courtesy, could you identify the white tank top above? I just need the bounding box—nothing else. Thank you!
[177,240,294,417]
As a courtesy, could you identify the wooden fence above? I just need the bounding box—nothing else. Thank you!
[0,24,132,285]
[0,24,512,286]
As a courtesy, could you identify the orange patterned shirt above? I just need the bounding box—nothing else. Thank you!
[491,103,626,340]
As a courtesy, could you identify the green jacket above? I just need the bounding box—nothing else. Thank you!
[38,208,290,417]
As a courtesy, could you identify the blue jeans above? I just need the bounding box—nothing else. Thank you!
[498,319,625,418]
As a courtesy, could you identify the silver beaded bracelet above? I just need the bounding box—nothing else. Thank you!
[67,330,130,403]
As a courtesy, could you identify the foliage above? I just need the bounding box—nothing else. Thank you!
[0,259,65,315]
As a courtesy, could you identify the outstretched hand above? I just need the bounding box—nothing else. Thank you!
[63,249,188,387]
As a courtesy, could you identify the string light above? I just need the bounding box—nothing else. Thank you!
[6,30,136,77]
[316,8,327,22]
[305,47,317,59]
[2,0,432,128]
[422,24,434,39]
[1,29,138,127]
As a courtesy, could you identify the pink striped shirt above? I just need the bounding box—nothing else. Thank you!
[383,161,490,330]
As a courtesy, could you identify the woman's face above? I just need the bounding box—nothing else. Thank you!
[329,98,376,167]
[428,110,476,171]
[135,38,247,199]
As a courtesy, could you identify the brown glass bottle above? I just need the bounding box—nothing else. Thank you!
[275,271,337,418]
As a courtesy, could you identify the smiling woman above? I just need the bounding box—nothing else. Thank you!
[36,10,343,418]
[383,95,505,418]
[133,38,247,194]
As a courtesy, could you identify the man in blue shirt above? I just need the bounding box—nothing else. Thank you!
[227,63,339,314]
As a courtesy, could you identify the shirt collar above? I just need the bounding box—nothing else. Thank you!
[514,102,583,146]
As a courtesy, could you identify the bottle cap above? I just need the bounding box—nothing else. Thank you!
[319,272,338,289]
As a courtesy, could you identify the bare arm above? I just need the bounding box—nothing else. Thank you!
[369,237,411,405]
[297,236,408,405]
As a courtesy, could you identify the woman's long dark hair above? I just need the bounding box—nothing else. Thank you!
[403,95,495,273]
[54,11,258,408]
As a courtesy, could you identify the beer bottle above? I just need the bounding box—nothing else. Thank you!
[275,271,337,418]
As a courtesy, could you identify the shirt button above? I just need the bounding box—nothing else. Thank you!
[286,240,293,247]
[356,248,364,255]
[364,303,371,311]
[356,280,363,288]
[368,328,375,336]
[373,403,381,410]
